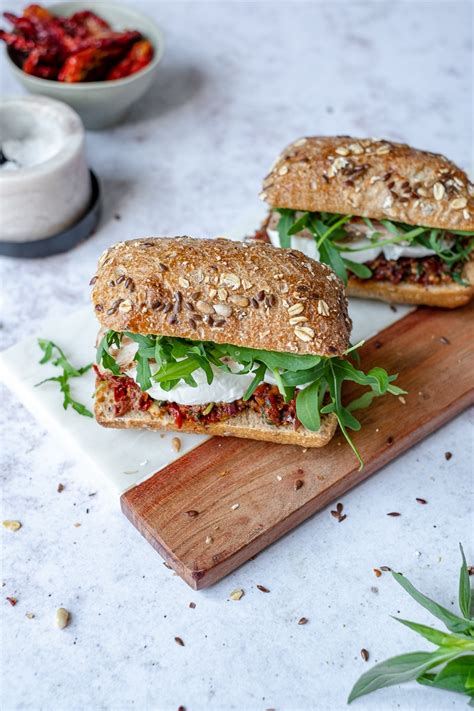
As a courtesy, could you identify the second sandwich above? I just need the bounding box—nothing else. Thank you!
[257,136,474,308]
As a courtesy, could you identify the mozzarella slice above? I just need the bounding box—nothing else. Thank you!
[269,217,443,264]
[127,362,256,405]
[338,237,382,264]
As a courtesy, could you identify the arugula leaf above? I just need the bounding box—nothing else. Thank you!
[36,339,93,418]
[275,208,295,248]
[288,211,311,236]
[295,381,320,432]
[459,543,472,620]
[392,572,474,635]
[319,237,348,283]
[96,331,121,375]
[343,259,372,279]
[243,363,266,401]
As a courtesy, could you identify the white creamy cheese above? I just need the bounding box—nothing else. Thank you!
[127,361,256,405]
[268,222,441,263]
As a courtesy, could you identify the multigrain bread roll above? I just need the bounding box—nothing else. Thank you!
[258,136,474,308]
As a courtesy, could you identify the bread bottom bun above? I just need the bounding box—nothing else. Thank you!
[347,261,474,309]
[95,380,337,447]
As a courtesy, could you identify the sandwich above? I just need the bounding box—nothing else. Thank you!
[256,136,474,308]
[91,236,403,465]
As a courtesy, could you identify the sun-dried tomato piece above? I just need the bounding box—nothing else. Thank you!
[107,39,153,80]
[58,45,124,82]
[23,4,53,22]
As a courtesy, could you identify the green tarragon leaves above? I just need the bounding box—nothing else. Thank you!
[97,331,405,467]
[348,544,474,705]
[275,208,474,285]
[37,339,93,417]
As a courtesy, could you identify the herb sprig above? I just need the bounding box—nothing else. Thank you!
[97,331,405,467]
[276,209,474,285]
[348,544,474,705]
[36,339,93,417]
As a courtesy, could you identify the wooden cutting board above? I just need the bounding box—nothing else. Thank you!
[121,301,474,589]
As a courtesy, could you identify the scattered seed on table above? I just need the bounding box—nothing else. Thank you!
[416,498,428,504]
[336,503,344,513]
[445,451,452,461]
[185,510,199,518]
[174,636,185,647]
[25,612,35,619]
[294,479,304,491]
[171,437,181,452]
[231,503,240,511]
[380,566,391,572]
[468,566,474,576]
[257,585,270,593]
[2,520,21,532]
[373,568,382,578]
[338,514,347,522]
[298,617,308,625]
[230,588,245,601]
[205,535,213,544]
[57,483,64,493]
[386,436,394,446]
[387,512,401,517]
[360,648,369,662]
[163,562,172,569]
[439,336,450,345]
[6,597,17,606]
[189,602,196,609]
[55,607,70,629]
[178,706,186,711]
[371,586,378,593]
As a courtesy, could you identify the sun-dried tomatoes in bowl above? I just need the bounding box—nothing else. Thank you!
[2,2,165,129]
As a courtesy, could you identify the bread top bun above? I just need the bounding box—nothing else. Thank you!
[261,136,474,231]
[91,236,352,357]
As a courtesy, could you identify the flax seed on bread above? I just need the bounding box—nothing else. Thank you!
[261,136,474,231]
[91,236,352,357]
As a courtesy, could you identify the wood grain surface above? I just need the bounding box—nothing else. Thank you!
[121,302,474,589]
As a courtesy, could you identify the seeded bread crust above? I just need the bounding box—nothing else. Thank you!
[261,136,474,231]
[91,236,352,357]
[95,379,338,447]
[347,261,474,309]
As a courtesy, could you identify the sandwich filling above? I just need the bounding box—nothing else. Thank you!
[96,330,404,466]
[258,210,474,286]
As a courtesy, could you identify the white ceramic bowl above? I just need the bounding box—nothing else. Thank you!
[5,2,165,130]
[0,96,92,243]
